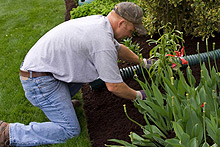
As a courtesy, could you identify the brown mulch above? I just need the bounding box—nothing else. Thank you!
[64,0,77,21]
[64,1,220,147]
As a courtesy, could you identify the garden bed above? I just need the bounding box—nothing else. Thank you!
[82,35,220,147]
[65,1,220,146]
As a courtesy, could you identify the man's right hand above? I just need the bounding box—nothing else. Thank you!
[136,90,147,100]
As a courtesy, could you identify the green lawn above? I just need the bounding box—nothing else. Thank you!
[0,0,91,146]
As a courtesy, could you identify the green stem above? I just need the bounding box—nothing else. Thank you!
[144,113,153,133]
[203,102,207,143]
[197,42,202,67]
[213,90,218,128]
[123,104,143,128]
[206,38,212,72]
[130,132,134,145]
[212,42,218,73]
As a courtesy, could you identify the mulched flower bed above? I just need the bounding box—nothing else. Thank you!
[65,1,220,146]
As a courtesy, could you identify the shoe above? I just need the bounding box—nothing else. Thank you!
[71,99,82,107]
[0,121,9,147]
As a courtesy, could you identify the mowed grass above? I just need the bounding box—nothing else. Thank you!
[0,0,91,146]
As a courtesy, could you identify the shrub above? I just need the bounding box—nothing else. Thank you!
[137,0,220,39]
[70,0,138,19]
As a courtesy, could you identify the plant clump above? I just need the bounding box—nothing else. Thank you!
[106,25,220,147]
[136,0,220,39]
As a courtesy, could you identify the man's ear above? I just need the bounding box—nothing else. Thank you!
[118,19,126,28]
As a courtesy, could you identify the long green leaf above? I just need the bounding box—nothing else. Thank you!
[206,117,216,141]
[162,77,178,97]
[136,99,156,117]
[202,142,210,147]
[146,114,167,134]
[107,139,137,147]
[130,132,157,147]
[165,138,183,147]
[210,67,217,90]
[201,63,212,87]
[187,137,198,147]
[135,78,152,100]
[172,121,191,145]
[147,101,168,117]
[186,66,196,88]
[173,122,184,140]
[215,128,220,145]
[152,83,164,106]
[178,70,190,93]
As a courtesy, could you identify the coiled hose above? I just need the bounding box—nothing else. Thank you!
[89,49,220,90]
[181,49,220,68]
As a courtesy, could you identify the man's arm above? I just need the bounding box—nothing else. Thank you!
[118,44,140,64]
[105,82,137,100]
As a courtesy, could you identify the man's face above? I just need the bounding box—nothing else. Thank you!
[115,19,135,41]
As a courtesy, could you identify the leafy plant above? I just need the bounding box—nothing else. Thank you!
[117,37,141,64]
[143,23,186,85]
[136,0,220,39]
[106,30,220,146]
[122,37,141,54]
[70,0,138,19]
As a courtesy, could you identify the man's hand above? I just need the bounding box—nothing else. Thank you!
[143,58,157,69]
[136,90,147,100]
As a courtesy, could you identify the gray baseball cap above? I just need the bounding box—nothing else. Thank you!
[113,2,147,35]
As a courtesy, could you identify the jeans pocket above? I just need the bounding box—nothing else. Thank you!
[21,76,57,108]
[36,76,59,96]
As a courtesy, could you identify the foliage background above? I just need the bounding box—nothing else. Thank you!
[137,0,220,39]
[71,0,220,39]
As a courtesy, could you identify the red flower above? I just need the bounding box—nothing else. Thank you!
[175,46,185,57]
[200,103,205,108]
[181,47,184,56]
[200,102,207,108]
[165,47,188,68]
[180,58,188,65]
[165,54,175,57]
[172,63,177,68]
[174,51,181,57]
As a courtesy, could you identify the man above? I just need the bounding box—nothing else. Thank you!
[0,2,151,146]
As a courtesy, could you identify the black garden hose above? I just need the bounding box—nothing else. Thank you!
[181,49,220,68]
[89,65,143,90]
[89,49,220,90]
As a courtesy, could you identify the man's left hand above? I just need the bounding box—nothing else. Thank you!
[143,58,157,69]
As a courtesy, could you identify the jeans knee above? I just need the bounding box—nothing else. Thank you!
[65,126,81,139]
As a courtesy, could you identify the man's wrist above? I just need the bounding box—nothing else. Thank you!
[136,91,143,100]
[136,90,147,100]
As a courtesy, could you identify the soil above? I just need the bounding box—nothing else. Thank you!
[65,1,220,147]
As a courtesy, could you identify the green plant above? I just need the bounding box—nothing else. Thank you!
[117,37,141,64]
[106,51,220,147]
[105,31,220,146]
[70,0,138,19]
[122,37,141,54]
[136,0,220,39]
[184,1,220,39]
[143,23,186,85]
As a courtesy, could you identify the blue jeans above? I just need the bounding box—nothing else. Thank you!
[9,74,83,146]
